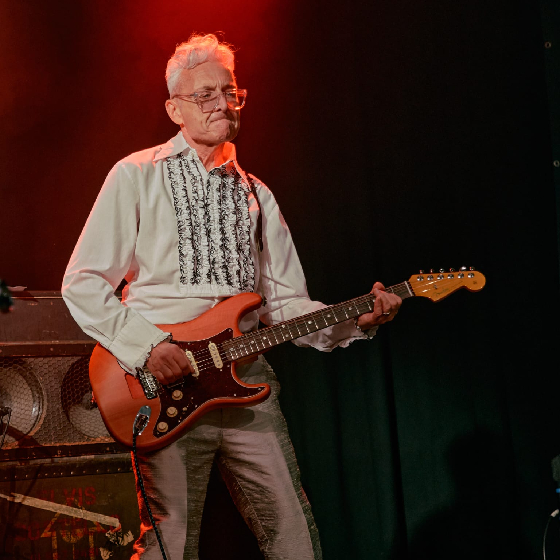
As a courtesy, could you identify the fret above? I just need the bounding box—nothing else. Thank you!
[332,308,344,322]
[302,317,317,333]
[259,333,271,349]
[278,324,290,341]
[322,309,336,326]
[249,336,262,352]
[315,312,330,330]
[249,336,260,351]
[270,328,282,346]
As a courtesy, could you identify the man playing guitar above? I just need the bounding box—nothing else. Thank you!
[62,34,401,560]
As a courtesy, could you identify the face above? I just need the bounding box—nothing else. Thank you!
[165,61,240,148]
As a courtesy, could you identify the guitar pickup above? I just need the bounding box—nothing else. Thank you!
[208,342,223,369]
[185,350,200,378]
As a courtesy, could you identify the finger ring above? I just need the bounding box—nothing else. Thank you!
[382,312,391,316]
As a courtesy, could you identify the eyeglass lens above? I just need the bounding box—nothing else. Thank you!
[200,91,246,112]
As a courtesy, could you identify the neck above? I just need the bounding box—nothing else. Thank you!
[181,129,231,171]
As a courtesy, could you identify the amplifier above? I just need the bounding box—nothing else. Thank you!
[0,291,123,461]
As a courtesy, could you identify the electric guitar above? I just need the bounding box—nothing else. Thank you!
[89,268,486,452]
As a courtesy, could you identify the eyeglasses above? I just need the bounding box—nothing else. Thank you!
[172,89,247,113]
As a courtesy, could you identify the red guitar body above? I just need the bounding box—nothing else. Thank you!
[89,292,271,453]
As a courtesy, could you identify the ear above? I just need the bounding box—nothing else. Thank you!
[165,99,183,126]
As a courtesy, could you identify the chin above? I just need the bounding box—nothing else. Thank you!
[211,120,239,143]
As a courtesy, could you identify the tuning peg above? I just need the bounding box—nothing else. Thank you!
[469,266,475,271]
[429,269,435,274]
[419,269,424,274]
[460,266,467,271]
[449,268,456,272]
[439,268,445,273]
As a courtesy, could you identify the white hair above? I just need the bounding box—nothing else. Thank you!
[165,34,235,96]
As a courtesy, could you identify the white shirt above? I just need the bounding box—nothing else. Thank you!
[62,132,372,373]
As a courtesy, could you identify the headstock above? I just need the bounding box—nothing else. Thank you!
[408,267,486,302]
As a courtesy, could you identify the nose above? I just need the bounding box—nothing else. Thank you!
[215,92,229,112]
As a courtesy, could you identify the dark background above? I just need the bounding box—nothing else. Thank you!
[2,0,560,558]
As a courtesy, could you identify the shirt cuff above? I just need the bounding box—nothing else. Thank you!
[354,321,379,340]
[107,313,171,374]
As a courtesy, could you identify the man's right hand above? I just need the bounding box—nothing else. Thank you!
[146,341,193,385]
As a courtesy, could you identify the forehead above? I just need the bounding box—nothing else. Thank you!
[178,61,236,91]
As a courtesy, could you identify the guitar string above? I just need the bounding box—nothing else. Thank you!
[184,286,409,367]
[158,277,470,382]
[189,293,378,362]
[159,279,450,380]
[182,295,382,374]
[181,275,458,366]
[175,282,416,375]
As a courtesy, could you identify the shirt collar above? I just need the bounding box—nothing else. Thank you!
[153,131,247,182]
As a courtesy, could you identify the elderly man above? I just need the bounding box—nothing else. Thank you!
[62,34,401,560]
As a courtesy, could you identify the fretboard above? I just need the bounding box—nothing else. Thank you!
[222,281,414,362]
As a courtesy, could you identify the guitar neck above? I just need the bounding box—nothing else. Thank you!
[222,281,414,362]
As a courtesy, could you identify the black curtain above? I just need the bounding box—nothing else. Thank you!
[2,1,559,558]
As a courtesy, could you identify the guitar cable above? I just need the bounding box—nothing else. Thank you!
[542,509,559,560]
[132,406,169,560]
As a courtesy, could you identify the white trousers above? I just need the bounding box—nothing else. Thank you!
[131,356,323,560]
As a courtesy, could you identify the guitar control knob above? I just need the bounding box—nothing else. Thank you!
[417,275,424,281]
[167,407,178,417]
[468,272,475,278]
[458,272,464,278]
[172,390,183,400]
[447,273,454,279]
[427,275,434,280]
[437,274,444,280]
[157,422,169,433]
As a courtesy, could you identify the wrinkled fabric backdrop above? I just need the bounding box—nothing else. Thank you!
[2,1,560,558]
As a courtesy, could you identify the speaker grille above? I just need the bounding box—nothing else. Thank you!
[0,356,112,449]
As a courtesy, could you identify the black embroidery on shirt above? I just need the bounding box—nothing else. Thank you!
[183,157,210,283]
[217,165,235,287]
[168,155,197,284]
[235,173,254,291]
[166,153,255,292]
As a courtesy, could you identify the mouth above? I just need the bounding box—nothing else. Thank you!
[208,115,232,124]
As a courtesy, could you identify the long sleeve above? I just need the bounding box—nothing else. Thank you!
[61,163,169,373]
[255,182,375,351]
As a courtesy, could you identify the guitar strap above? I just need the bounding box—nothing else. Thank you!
[246,174,263,253]
[245,174,267,307]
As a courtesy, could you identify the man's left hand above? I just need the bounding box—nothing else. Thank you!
[356,281,402,329]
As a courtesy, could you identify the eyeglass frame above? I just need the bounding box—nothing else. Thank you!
[171,89,247,113]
